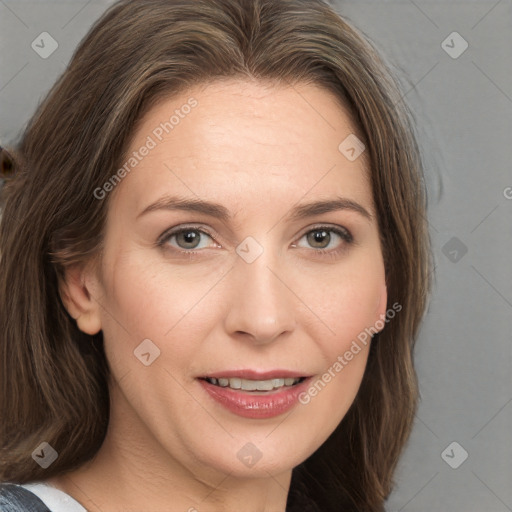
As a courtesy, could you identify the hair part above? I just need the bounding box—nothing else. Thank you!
[0,1,431,511]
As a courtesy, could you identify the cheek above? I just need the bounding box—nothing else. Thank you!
[98,253,224,375]
[294,277,382,437]
[295,255,385,407]
[306,260,386,353]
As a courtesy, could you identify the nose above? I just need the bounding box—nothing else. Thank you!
[223,250,297,345]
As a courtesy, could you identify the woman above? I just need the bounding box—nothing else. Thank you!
[0,0,431,510]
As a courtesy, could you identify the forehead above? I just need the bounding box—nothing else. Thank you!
[112,79,372,216]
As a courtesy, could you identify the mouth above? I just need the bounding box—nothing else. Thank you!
[199,376,307,393]
[197,371,313,419]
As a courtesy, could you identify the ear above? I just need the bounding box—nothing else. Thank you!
[58,263,102,335]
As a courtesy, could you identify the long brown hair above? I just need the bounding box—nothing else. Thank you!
[0,1,431,510]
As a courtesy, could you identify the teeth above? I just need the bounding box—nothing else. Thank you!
[271,378,283,388]
[205,377,302,391]
[230,378,242,389]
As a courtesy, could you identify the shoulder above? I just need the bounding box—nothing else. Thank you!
[0,483,52,511]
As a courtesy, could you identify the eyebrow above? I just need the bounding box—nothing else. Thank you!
[137,194,372,222]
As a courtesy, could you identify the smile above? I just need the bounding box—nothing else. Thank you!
[197,372,313,419]
[202,376,305,392]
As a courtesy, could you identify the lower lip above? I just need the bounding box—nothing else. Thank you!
[198,377,312,419]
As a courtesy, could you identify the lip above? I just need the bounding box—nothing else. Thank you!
[201,369,308,380]
[197,374,313,419]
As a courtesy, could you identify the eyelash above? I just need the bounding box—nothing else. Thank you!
[157,224,354,260]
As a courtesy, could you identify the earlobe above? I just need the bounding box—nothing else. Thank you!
[76,311,102,336]
[58,263,103,335]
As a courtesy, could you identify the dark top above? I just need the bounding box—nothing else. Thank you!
[0,484,51,512]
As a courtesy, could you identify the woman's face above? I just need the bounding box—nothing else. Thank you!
[80,79,387,480]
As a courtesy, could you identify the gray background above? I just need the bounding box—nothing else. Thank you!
[1,0,511,510]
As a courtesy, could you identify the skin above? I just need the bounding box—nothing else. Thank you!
[47,79,387,512]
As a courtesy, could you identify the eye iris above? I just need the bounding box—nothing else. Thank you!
[177,230,200,249]
[308,230,330,248]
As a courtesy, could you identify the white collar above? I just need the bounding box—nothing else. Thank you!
[17,482,88,512]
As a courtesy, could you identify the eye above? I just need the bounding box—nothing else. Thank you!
[294,225,353,252]
[158,226,218,251]
[157,224,353,257]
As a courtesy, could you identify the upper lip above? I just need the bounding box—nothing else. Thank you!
[200,369,310,380]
